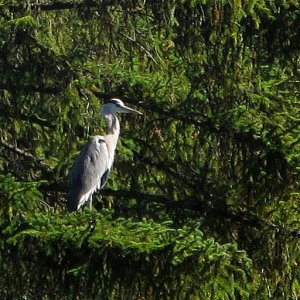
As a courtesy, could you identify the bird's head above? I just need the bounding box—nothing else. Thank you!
[101,98,142,116]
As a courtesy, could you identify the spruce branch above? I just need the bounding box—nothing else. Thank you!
[42,179,300,238]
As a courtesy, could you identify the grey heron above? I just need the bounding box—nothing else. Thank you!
[67,98,142,211]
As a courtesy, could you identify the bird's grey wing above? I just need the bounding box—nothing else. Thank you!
[67,136,110,211]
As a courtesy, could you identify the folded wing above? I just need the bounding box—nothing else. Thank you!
[67,136,110,211]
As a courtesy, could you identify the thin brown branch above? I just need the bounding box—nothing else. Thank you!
[120,33,158,65]
[0,138,49,171]
[229,211,300,238]
[8,1,100,12]
[0,83,63,94]
[100,188,200,210]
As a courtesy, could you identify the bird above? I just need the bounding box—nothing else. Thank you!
[67,98,142,211]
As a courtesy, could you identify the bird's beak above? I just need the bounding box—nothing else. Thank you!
[121,105,143,115]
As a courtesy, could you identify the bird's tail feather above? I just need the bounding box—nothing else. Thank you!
[67,189,80,212]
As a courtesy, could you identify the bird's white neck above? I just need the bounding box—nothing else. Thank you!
[105,114,120,135]
[104,114,120,164]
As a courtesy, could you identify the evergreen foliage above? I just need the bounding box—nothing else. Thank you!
[0,0,299,298]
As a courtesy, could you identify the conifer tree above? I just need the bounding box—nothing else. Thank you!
[0,1,299,298]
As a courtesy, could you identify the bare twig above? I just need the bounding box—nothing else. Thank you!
[120,33,158,65]
[0,83,63,95]
[0,137,49,171]
[8,1,99,12]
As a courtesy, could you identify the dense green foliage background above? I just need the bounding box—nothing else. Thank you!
[0,0,300,299]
